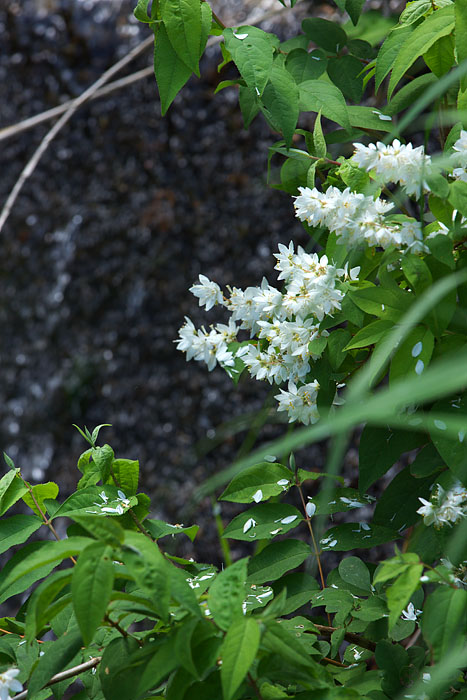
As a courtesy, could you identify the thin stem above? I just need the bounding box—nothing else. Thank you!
[312,624,376,652]
[104,613,143,647]
[296,483,326,591]
[247,672,265,700]
[13,657,102,700]
[380,184,412,217]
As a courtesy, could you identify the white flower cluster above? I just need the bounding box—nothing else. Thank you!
[176,243,358,424]
[417,481,467,528]
[294,185,423,251]
[452,129,467,182]
[353,139,431,197]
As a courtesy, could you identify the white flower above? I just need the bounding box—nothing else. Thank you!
[452,129,467,167]
[275,380,320,425]
[189,274,224,310]
[417,482,467,528]
[0,668,23,699]
[401,602,422,621]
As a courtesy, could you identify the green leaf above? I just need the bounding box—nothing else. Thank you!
[338,556,371,592]
[352,596,388,622]
[312,110,326,159]
[170,565,203,618]
[134,0,153,22]
[327,329,352,370]
[455,0,467,91]
[278,155,311,195]
[359,425,426,491]
[71,513,125,546]
[343,320,394,350]
[399,0,432,26]
[208,558,248,630]
[223,26,274,96]
[262,620,320,671]
[449,179,467,217]
[155,23,192,115]
[424,32,455,76]
[375,25,413,92]
[430,395,467,484]
[0,469,27,516]
[144,518,199,541]
[27,626,83,697]
[388,6,455,99]
[72,541,115,645]
[422,586,467,662]
[221,617,260,700]
[373,467,433,530]
[223,503,303,541]
[375,640,409,698]
[0,537,89,601]
[302,17,347,53]
[345,0,365,25]
[0,543,59,605]
[91,444,114,483]
[327,55,364,102]
[247,539,310,584]
[386,564,423,630]
[174,618,201,679]
[99,637,141,700]
[121,531,170,621]
[299,80,351,131]
[238,85,260,128]
[311,587,354,616]
[389,326,434,384]
[22,481,59,517]
[220,462,292,503]
[285,49,327,83]
[338,158,372,192]
[386,72,438,116]
[320,523,399,551]
[260,64,299,147]
[160,0,202,76]
[0,514,42,555]
[410,442,445,477]
[350,285,413,322]
[271,573,320,615]
[108,458,139,496]
[51,485,133,519]
[25,569,72,642]
[401,254,433,294]
[306,487,374,516]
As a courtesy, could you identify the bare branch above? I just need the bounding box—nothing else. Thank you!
[13,656,102,700]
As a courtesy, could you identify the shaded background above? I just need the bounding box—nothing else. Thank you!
[0,0,400,561]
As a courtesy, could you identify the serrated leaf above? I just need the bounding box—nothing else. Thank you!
[339,556,371,592]
[160,0,202,76]
[108,458,139,496]
[72,541,114,645]
[223,26,274,96]
[320,523,399,551]
[389,326,434,384]
[285,49,327,83]
[424,32,455,76]
[260,64,299,147]
[312,110,326,158]
[27,626,83,697]
[238,85,260,128]
[359,425,426,492]
[0,514,42,555]
[223,503,303,541]
[302,17,347,53]
[220,462,292,503]
[388,6,455,99]
[350,285,413,322]
[121,531,170,620]
[375,25,413,92]
[208,558,248,630]
[327,54,364,102]
[221,618,260,700]
[271,573,320,615]
[0,469,27,516]
[299,80,351,131]
[22,481,59,517]
[248,539,310,584]
[344,320,394,350]
[144,518,199,541]
[70,514,124,545]
[421,587,467,661]
[155,23,192,115]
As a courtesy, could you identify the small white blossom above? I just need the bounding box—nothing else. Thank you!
[189,274,225,310]
[401,602,422,621]
[275,380,320,425]
[0,668,23,700]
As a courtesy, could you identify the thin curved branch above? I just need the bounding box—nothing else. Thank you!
[13,657,101,700]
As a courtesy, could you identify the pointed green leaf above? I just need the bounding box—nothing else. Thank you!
[108,458,139,496]
[155,23,192,115]
[260,64,299,147]
[302,17,347,53]
[424,32,455,76]
[343,320,394,350]
[320,523,399,552]
[121,531,170,621]
[208,558,248,630]
[248,539,310,584]
[221,618,260,700]
[220,462,292,504]
[223,503,303,541]
[299,80,351,131]
[350,285,413,322]
[422,587,467,661]
[22,482,59,517]
[72,541,115,645]
[160,0,202,76]
[375,25,413,92]
[388,6,455,99]
[223,26,274,96]
[345,0,365,25]
[285,49,327,83]
[389,326,434,384]
[238,85,260,128]
[312,110,326,158]
[339,556,371,592]
[386,564,423,630]
[27,626,83,697]
[262,620,319,671]
[0,469,27,516]
[0,514,42,555]
[327,55,364,102]
[359,425,426,492]
[144,518,199,541]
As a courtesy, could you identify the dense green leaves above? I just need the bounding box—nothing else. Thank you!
[72,541,115,644]
[221,618,260,700]
[208,558,248,630]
